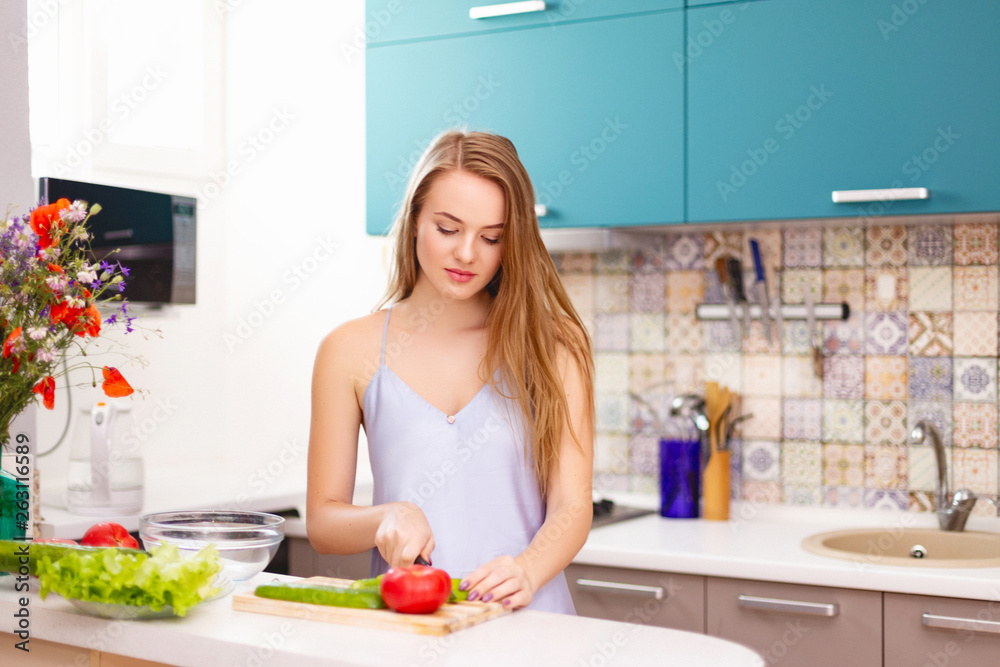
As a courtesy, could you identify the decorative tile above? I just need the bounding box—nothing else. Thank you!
[783,228,822,267]
[865,356,907,400]
[865,489,908,510]
[823,226,865,268]
[823,356,865,399]
[953,357,998,402]
[907,446,939,492]
[782,355,824,398]
[702,352,741,389]
[865,268,908,311]
[668,354,705,395]
[595,354,630,393]
[703,231,743,267]
[742,440,781,482]
[782,398,822,441]
[593,313,629,351]
[953,449,999,495]
[743,355,782,397]
[629,272,666,312]
[780,269,822,304]
[595,250,630,274]
[954,266,998,311]
[664,233,704,271]
[864,312,908,355]
[596,392,630,434]
[865,225,907,267]
[907,312,953,357]
[629,354,666,394]
[742,481,782,505]
[594,434,629,474]
[739,397,781,440]
[742,229,782,288]
[952,311,998,357]
[908,490,935,512]
[666,312,701,353]
[628,433,659,477]
[865,444,907,489]
[594,273,630,314]
[907,224,952,266]
[907,357,953,401]
[630,475,659,495]
[704,320,741,353]
[823,269,865,314]
[953,222,999,265]
[823,486,865,509]
[783,320,814,355]
[782,442,823,487]
[631,245,669,273]
[823,443,865,487]
[907,401,953,447]
[823,399,865,444]
[594,473,630,492]
[665,270,704,313]
[560,274,595,315]
[823,313,865,355]
[555,252,595,273]
[953,402,999,449]
[742,318,781,355]
[629,313,665,352]
[784,485,823,506]
[907,267,952,312]
[863,400,908,446]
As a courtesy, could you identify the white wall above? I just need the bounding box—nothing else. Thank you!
[32,1,385,508]
[1,0,33,209]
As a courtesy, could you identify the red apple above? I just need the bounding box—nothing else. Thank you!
[80,522,139,549]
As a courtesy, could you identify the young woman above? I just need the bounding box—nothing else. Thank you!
[306,131,594,613]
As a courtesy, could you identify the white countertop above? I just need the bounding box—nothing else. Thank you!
[0,574,763,667]
[574,497,1000,602]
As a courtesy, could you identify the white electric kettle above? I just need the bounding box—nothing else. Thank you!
[66,401,144,516]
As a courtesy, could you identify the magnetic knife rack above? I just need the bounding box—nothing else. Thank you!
[695,302,850,321]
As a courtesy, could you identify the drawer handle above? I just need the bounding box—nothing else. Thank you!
[923,613,1000,636]
[470,1,547,20]
[534,204,548,218]
[575,578,665,600]
[831,187,929,204]
[738,595,839,617]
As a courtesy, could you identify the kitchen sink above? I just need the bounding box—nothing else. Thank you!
[802,527,1000,568]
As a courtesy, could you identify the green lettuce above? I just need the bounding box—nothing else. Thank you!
[34,542,222,616]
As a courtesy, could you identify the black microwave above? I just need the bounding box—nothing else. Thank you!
[38,177,196,305]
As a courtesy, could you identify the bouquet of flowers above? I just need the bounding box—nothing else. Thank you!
[1,197,137,447]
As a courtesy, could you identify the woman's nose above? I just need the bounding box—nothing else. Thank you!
[455,233,476,262]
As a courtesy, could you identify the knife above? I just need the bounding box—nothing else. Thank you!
[727,257,752,337]
[715,257,742,343]
[415,555,431,566]
[749,239,771,342]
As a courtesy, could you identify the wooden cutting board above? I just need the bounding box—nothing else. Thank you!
[232,577,509,635]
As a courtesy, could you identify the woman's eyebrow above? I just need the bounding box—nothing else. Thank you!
[433,211,504,229]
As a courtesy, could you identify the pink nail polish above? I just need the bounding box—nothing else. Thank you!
[481,593,493,603]
[467,590,479,601]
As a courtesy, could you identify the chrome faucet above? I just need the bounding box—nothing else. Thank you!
[670,394,711,462]
[910,421,978,531]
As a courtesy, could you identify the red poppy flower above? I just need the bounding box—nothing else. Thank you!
[47,263,64,273]
[102,367,134,398]
[2,327,22,358]
[33,376,56,410]
[51,300,84,329]
[29,199,71,249]
[75,303,102,338]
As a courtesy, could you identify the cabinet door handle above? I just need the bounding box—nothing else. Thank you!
[534,204,548,218]
[470,1,547,20]
[575,578,665,600]
[738,595,839,617]
[831,187,929,203]
[923,613,1000,636]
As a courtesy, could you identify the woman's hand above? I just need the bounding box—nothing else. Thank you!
[374,502,435,568]
[460,555,534,610]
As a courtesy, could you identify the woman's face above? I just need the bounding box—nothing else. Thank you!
[413,169,505,301]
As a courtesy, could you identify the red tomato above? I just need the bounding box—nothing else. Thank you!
[79,522,140,549]
[379,565,452,614]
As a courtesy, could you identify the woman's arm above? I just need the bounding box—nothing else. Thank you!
[306,323,436,566]
[461,344,594,608]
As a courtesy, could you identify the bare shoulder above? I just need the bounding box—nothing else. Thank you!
[315,310,389,387]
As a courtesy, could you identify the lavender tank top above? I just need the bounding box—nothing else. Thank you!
[362,307,575,614]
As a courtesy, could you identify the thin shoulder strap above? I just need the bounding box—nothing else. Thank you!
[380,306,391,365]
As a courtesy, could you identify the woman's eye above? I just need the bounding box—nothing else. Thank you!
[484,237,501,246]
[436,226,457,236]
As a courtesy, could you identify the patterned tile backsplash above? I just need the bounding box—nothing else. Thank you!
[552,219,1000,515]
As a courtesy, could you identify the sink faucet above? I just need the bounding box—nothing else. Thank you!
[909,421,978,531]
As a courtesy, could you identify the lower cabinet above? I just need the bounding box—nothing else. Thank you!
[286,537,372,580]
[884,592,1000,667]
[706,576,882,666]
[566,564,705,633]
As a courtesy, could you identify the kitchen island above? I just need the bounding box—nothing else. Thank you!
[0,573,764,667]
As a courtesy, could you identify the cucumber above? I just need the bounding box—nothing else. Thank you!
[255,582,387,609]
[349,574,469,602]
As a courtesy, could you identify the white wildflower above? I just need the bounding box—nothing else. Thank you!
[76,268,98,284]
[36,347,57,363]
[27,326,48,341]
[62,200,89,223]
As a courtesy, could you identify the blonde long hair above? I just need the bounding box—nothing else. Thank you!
[379,130,594,494]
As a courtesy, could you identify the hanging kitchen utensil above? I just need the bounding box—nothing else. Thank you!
[715,257,742,343]
[727,257,752,338]
[805,286,823,379]
[749,239,771,343]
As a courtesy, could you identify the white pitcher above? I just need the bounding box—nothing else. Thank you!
[66,401,144,516]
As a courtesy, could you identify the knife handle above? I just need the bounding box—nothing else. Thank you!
[727,258,747,301]
[749,239,765,283]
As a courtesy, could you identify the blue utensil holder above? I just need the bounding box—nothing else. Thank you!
[659,438,700,519]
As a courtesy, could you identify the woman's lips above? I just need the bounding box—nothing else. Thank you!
[446,269,476,283]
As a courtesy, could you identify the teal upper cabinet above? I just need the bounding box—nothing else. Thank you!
[687,0,1000,223]
[365,1,682,44]
[366,9,685,234]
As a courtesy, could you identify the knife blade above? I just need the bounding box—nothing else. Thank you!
[727,257,752,336]
[715,257,742,343]
[749,239,771,343]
